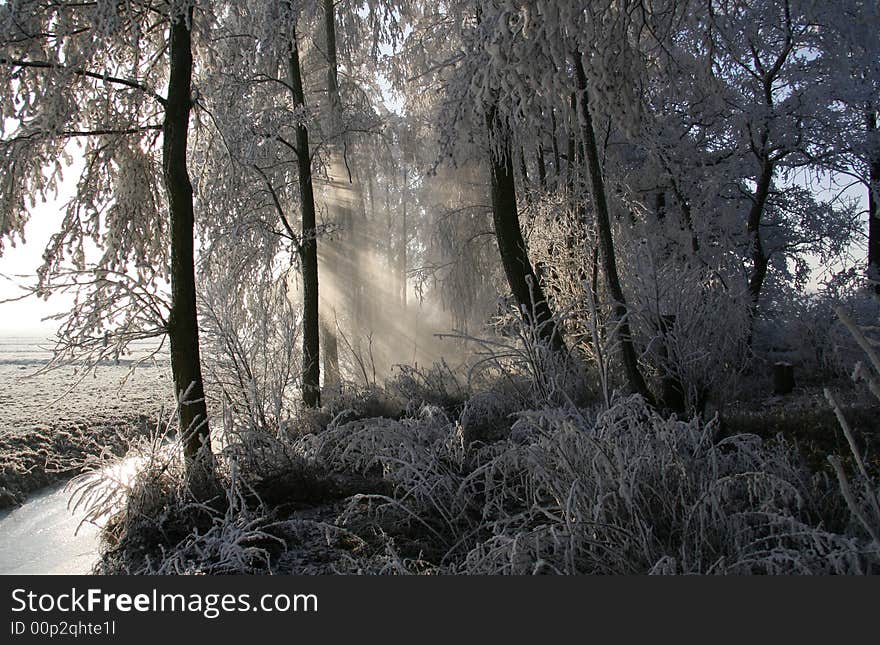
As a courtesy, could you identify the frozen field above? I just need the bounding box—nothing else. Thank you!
[0,334,173,506]
[0,335,171,426]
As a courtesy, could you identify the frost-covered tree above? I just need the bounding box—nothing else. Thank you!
[391,0,867,403]
[197,1,327,407]
[395,0,676,396]
[687,1,844,308]
[3,0,876,431]
[199,0,408,401]
[393,2,570,353]
[0,0,214,482]
[804,0,880,290]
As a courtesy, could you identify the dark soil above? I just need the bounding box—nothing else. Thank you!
[0,414,154,508]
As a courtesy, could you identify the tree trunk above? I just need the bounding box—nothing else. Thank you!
[163,7,213,481]
[566,92,578,192]
[573,54,653,404]
[536,145,547,189]
[747,153,774,307]
[323,0,341,119]
[487,109,566,353]
[550,110,562,178]
[868,109,880,293]
[288,28,321,408]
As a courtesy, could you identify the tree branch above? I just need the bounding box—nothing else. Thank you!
[0,57,167,106]
[252,164,303,256]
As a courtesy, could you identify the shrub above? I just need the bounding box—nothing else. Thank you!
[297,395,876,574]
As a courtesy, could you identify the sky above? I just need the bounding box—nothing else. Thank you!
[0,186,73,335]
[0,116,77,335]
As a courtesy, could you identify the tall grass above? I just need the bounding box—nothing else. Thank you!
[81,302,879,575]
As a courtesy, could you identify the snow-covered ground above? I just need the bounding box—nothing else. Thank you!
[0,334,172,506]
[0,334,174,573]
[0,334,171,426]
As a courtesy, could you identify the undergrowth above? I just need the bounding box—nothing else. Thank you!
[86,389,878,575]
[76,307,880,575]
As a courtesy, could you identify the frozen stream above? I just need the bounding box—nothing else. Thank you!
[0,334,172,575]
[0,455,146,575]
[0,480,101,575]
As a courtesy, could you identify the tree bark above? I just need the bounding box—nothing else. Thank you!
[746,152,774,307]
[573,54,653,403]
[566,92,578,192]
[288,28,321,408]
[487,108,566,353]
[536,145,547,189]
[323,0,341,118]
[550,110,562,178]
[163,7,213,480]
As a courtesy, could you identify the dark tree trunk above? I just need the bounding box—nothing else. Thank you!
[545,110,564,281]
[573,54,653,404]
[323,0,341,118]
[550,110,562,178]
[289,29,321,408]
[163,7,213,480]
[487,109,566,353]
[566,92,578,192]
[868,109,880,293]
[536,145,547,189]
[747,153,774,308]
